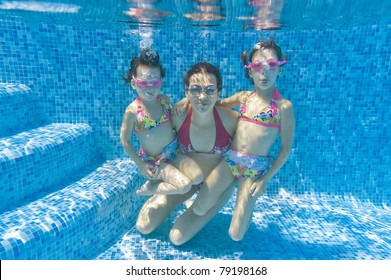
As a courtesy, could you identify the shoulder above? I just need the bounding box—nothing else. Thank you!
[171,107,188,131]
[125,100,139,114]
[159,94,171,105]
[277,93,294,111]
[236,90,250,101]
[216,105,237,119]
[122,101,139,123]
[278,95,295,137]
[125,99,138,114]
[215,106,238,135]
[121,102,138,130]
[277,94,295,125]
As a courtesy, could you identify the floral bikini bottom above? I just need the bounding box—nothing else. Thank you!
[138,138,178,167]
[224,150,273,179]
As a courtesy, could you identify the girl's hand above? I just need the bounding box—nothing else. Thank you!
[249,176,269,198]
[173,98,190,116]
[138,162,158,180]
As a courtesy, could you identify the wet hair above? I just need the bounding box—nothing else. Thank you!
[241,37,287,84]
[123,48,165,83]
[183,62,222,92]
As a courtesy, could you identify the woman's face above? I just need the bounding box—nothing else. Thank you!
[186,72,219,113]
[249,48,282,90]
[131,64,162,101]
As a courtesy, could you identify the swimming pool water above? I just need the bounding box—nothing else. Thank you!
[96,191,391,260]
[0,0,390,260]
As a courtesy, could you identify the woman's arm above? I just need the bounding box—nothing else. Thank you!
[160,94,171,107]
[172,97,190,116]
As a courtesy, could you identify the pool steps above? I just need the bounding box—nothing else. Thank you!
[0,160,140,259]
[0,123,95,213]
[0,83,49,137]
[0,84,142,259]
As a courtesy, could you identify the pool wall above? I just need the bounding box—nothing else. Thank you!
[1,18,389,206]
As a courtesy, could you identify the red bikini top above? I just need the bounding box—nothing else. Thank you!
[177,108,232,155]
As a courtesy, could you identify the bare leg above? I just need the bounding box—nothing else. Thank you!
[192,159,235,216]
[136,180,180,196]
[136,188,197,235]
[137,154,202,196]
[169,182,236,246]
[171,153,203,185]
[228,177,257,241]
[156,162,193,193]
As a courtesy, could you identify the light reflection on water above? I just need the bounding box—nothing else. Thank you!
[0,0,389,30]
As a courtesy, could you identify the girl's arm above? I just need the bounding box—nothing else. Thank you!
[250,99,296,197]
[120,106,156,179]
[173,91,246,115]
[216,91,246,108]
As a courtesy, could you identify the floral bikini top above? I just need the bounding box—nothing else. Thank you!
[238,89,281,131]
[133,95,171,132]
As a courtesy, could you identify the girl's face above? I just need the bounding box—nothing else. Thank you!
[249,48,282,90]
[131,64,162,101]
[185,72,219,113]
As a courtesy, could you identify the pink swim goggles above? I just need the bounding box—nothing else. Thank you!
[134,78,162,89]
[245,59,287,71]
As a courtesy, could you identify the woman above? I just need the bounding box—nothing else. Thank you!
[136,62,237,245]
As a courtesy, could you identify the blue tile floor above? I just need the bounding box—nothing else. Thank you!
[96,189,391,260]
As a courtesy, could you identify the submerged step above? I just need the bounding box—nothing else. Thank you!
[0,159,142,260]
[0,83,49,137]
[0,123,95,213]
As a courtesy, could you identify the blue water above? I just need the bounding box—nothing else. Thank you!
[0,0,390,260]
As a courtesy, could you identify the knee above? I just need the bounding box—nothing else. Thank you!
[175,175,193,194]
[192,200,208,216]
[190,170,204,185]
[178,183,192,194]
[228,226,245,242]
[135,219,154,235]
[169,228,187,246]
[192,207,207,217]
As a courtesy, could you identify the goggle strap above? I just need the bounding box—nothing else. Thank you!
[278,60,287,66]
